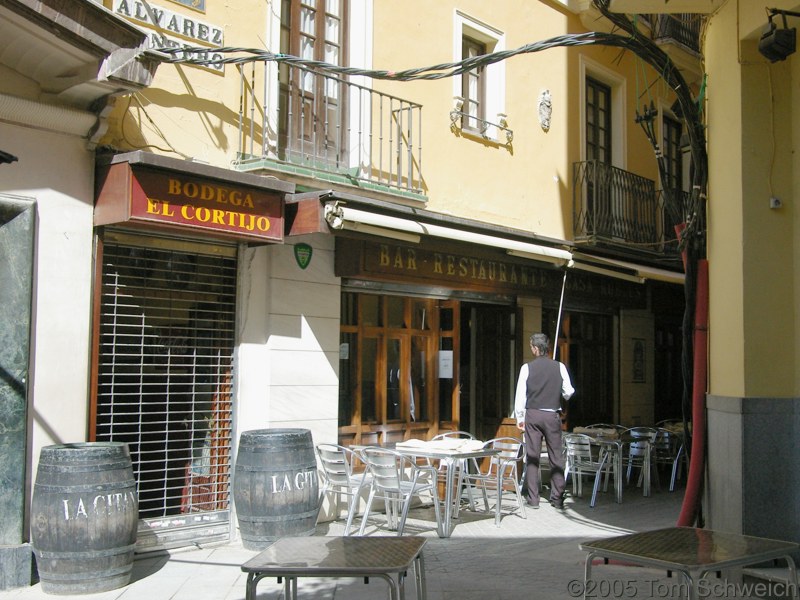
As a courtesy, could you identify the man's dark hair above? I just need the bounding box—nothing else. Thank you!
[530,333,550,355]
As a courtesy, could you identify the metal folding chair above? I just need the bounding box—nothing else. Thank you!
[316,443,371,535]
[563,433,617,507]
[357,447,442,537]
[462,437,527,524]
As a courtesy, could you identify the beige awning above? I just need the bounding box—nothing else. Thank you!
[572,252,685,285]
[324,203,573,266]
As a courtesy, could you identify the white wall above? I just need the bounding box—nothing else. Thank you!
[235,233,341,449]
[0,122,96,487]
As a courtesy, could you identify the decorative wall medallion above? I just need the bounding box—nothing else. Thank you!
[538,89,552,132]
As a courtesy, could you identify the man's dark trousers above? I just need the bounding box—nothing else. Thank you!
[523,407,566,506]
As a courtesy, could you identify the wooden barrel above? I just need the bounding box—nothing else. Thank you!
[30,442,138,595]
[233,429,319,550]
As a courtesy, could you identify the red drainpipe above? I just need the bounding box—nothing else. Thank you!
[677,258,709,527]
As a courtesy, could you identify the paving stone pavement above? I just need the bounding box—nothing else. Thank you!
[2,485,776,600]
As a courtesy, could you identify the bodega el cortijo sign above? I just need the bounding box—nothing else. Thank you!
[95,161,285,243]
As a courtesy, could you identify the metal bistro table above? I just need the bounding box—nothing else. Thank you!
[576,430,653,502]
[580,526,800,600]
[392,439,503,535]
[242,536,427,600]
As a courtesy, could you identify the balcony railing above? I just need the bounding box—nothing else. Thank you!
[573,160,684,257]
[234,63,423,196]
[646,13,701,54]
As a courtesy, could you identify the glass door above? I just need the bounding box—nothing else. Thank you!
[338,293,445,446]
[281,0,347,167]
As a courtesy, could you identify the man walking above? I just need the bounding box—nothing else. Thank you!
[515,333,574,509]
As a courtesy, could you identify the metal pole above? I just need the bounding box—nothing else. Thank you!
[553,267,568,360]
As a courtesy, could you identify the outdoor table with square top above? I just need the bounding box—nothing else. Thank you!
[573,427,656,501]
[241,536,427,600]
[580,526,799,600]
[358,439,501,537]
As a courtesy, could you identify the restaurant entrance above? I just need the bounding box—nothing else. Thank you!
[459,303,519,441]
[543,309,613,428]
[337,291,521,444]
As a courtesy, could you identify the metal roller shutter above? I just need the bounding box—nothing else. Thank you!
[95,233,237,550]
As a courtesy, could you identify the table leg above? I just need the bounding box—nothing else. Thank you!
[683,571,696,600]
[583,552,596,600]
[461,459,477,512]
[245,572,255,600]
[784,554,799,600]
[452,462,462,519]
[398,570,406,600]
[495,465,503,527]
[373,574,400,600]
[415,552,428,600]
[441,457,456,537]
[283,575,294,600]
[245,572,272,600]
[452,459,474,518]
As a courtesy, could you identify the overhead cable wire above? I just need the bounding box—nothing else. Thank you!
[158,31,677,81]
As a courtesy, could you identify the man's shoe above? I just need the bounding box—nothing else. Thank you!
[526,498,540,509]
[549,498,564,510]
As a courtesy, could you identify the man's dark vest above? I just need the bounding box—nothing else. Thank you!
[525,357,562,410]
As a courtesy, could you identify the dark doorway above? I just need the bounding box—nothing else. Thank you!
[653,283,685,423]
[460,303,518,441]
[543,309,613,428]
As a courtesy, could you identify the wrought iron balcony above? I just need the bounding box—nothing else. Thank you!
[646,13,701,54]
[573,160,684,257]
[234,63,424,197]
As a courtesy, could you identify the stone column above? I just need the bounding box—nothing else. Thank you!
[0,195,35,589]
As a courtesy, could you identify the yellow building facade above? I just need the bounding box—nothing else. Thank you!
[90,0,696,547]
[698,0,800,545]
[1,0,703,563]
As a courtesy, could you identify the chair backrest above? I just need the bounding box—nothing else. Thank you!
[622,427,658,441]
[480,437,523,477]
[563,433,595,464]
[653,428,680,456]
[627,439,650,458]
[316,443,359,488]
[362,447,417,493]
[487,437,523,461]
[432,430,474,440]
[585,423,624,432]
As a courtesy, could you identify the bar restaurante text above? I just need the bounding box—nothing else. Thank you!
[366,243,642,301]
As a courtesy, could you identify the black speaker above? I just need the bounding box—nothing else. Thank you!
[759,23,796,62]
